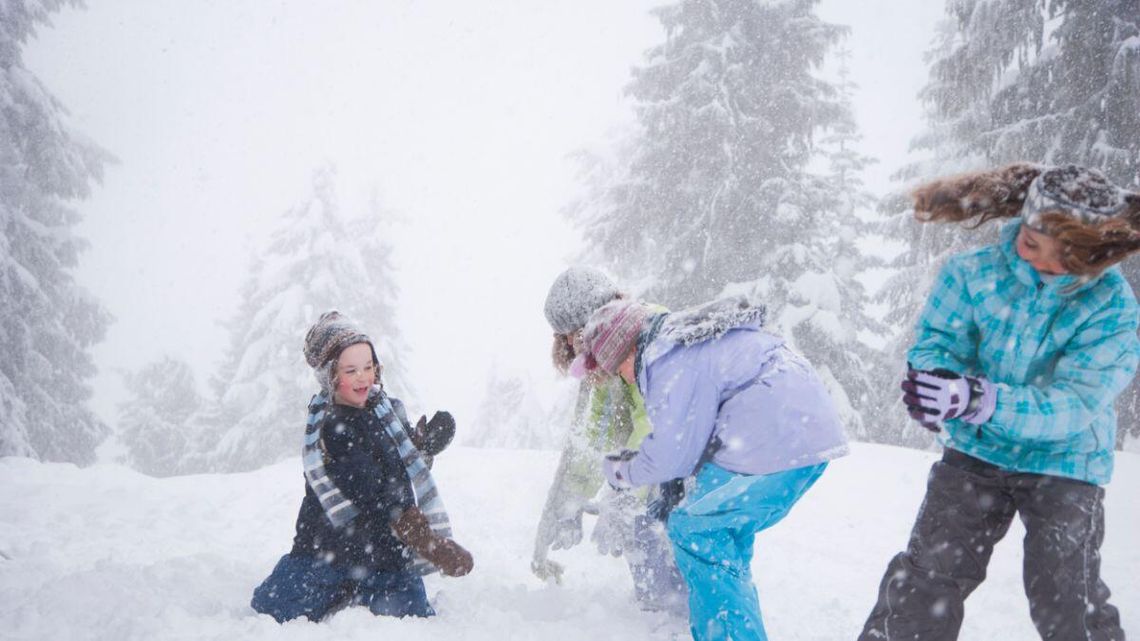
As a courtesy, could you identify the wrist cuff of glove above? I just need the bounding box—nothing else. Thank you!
[964,377,983,415]
[392,506,436,552]
[961,376,996,425]
[604,457,635,490]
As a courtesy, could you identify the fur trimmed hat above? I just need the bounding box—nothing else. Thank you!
[581,299,650,374]
[543,267,623,335]
[1022,165,1131,231]
[303,311,380,391]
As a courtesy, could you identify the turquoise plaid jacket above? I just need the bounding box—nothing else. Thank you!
[909,222,1140,485]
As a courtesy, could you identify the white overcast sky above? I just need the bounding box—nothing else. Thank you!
[25,0,943,433]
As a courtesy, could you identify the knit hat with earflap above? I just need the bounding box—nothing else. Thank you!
[580,299,650,374]
[543,266,623,335]
[303,311,380,392]
[1022,165,1132,231]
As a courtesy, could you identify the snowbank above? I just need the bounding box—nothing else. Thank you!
[0,443,1135,640]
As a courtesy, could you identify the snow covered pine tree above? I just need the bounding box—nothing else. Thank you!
[193,166,412,473]
[0,0,111,464]
[568,0,882,441]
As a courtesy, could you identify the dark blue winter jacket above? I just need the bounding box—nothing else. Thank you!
[290,397,417,573]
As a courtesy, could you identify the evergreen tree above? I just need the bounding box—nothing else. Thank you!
[0,0,112,463]
[983,0,1139,185]
[466,365,561,449]
[576,0,848,306]
[349,193,414,403]
[193,166,411,472]
[117,356,201,477]
[981,0,1140,445]
[802,50,888,439]
[570,0,882,437]
[868,1,1039,446]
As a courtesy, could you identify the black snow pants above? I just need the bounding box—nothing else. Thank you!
[858,448,1124,641]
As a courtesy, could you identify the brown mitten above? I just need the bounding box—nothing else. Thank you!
[392,507,474,577]
[411,411,456,457]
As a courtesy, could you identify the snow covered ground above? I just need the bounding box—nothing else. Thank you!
[1,443,1136,641]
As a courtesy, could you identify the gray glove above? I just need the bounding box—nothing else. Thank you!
[549,504,584,551]
[591,488,639,557]
[530,557,565,584]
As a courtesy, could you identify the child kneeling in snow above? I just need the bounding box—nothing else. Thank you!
[578,297,848,641]
[251,311,472,623]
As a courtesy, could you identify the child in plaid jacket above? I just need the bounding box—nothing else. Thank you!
[859,164,1140,641]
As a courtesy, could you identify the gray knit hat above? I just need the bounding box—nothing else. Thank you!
[543,266,623,334]
[303,311,380,391]
[1022,164,1131,232]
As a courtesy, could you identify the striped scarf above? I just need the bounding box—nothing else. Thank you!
[302,388,453,575]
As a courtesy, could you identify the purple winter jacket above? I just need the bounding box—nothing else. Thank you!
[619,321,849,487]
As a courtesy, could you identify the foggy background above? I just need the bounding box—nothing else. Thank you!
[22,0,939,432]
[14,0,1138,474]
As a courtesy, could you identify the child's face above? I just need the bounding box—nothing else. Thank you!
[333,343,377,408]
[616,350,636,386]
[1016,224,1068,276]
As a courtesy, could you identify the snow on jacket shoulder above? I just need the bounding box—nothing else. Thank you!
[627,322,848,486]
[909,221,1140,485]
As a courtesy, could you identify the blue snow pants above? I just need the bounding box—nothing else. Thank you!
[666,462,827,641]
[250,553,435,623]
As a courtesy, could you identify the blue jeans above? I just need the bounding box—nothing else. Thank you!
[666,462,827,641]
[251,553,434,622]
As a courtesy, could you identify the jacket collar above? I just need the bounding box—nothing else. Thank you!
[999,221,1097,297]
[635,312,668,395]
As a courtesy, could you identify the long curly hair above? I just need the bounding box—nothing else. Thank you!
[550,333,576,374]
[911,163,1140,276]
